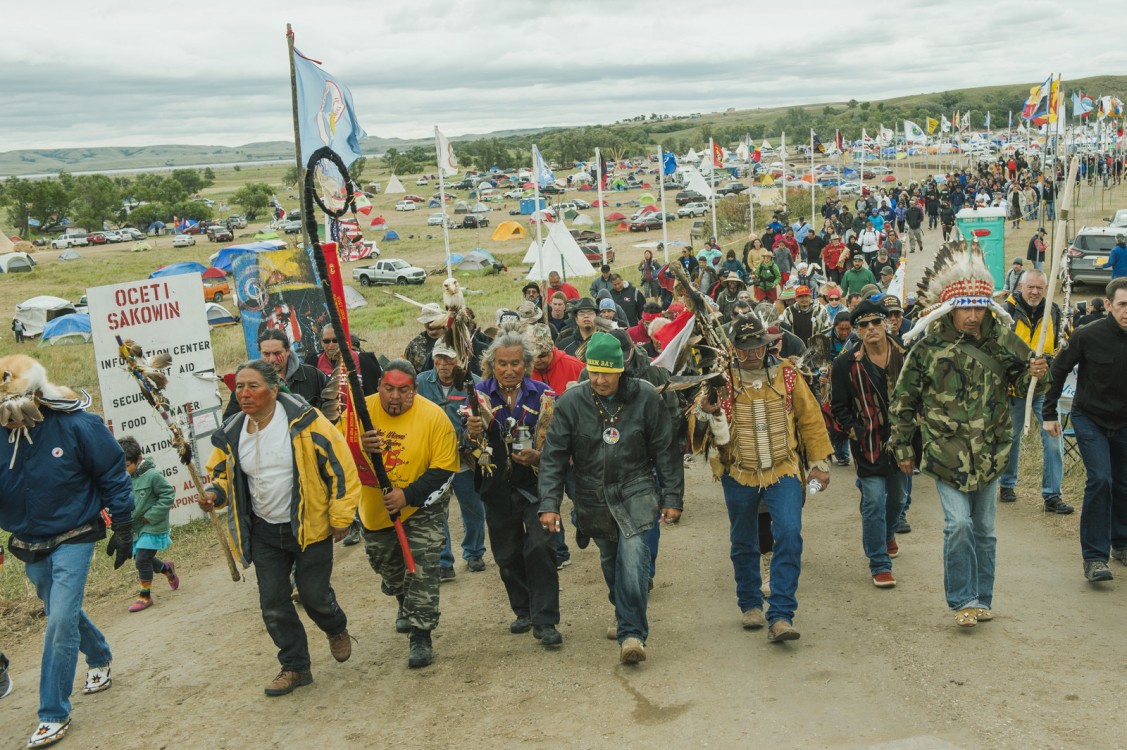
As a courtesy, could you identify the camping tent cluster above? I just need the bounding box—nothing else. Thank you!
[523,223,595,281]
[15,296,77,337]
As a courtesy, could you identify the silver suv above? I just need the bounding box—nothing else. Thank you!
[1067,226,1119,286]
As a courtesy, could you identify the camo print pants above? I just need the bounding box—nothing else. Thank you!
[362,498,448,631]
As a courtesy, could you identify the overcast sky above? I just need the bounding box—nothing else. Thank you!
[1,0,1119,152]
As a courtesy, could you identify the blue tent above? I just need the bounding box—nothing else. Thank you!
[212,240,286,272]
[384,230,400,241]
[149,261,207,279]
[40,313,91,346]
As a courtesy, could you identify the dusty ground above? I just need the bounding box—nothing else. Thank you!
[1,456,1122,750]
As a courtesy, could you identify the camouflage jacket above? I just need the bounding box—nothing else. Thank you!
[889,313,1048,492]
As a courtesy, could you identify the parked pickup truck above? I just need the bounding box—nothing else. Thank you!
[50,234,89,249]
[454,214,489,229]
[352,258,426,286]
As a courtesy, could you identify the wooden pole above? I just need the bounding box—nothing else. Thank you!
[286,24,311,251]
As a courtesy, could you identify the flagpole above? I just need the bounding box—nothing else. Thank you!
[533,144,544,281]
[285,23,310,251]
[860,128,866,203]
[658,146,669,265]
[809,129,816,229]
[709,138,718,242]
[595,147,608,267]
[781,131,787,211]
[434,127,454,279]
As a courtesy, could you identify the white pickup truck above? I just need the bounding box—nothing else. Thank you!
[50,232,89,249]
[352,258,426,286]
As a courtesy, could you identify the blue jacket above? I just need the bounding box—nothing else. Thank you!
[1107,242,1127,279]
[0,409,134,543]
[416,368,481,470]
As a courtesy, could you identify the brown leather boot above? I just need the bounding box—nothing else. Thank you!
[264,670,313,696]
[328,630,353,663]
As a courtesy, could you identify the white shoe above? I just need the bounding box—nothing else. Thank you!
[83,664,111,694]
[761,552,772,597]
[28,720,71,747]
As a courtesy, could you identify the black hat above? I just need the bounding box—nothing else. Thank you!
[572,297,598,314]
[850,298,888,326]
[727,314,780,350]
[522,281,541,295]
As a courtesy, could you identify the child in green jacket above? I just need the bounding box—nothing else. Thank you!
[118,437,180,611]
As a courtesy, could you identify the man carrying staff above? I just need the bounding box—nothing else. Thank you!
[222,329,334,420]
[467,330,563,648]
[0,356,134,748]
[204,360,360,697]
[830,299,911,588]
[700,315,833,643]
[1044,278,1127,582]
[539,332,683,664]
[889,241,1049,628]
[358,360,460,668]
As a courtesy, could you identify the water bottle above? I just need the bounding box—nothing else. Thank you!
[807,478,823,496]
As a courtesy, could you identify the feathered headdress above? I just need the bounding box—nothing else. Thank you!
[903,239,1011,343]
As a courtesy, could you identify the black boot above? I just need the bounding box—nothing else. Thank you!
[341,520,361,547]
[408,628,433,669]
[395,595,410,634]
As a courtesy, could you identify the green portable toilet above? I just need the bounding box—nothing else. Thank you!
[955,207,1007,290]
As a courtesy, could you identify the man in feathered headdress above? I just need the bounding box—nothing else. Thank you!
[0,355,135,747]
[889,240,1050,630]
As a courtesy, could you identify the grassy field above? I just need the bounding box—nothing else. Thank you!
[2,152,1124,630]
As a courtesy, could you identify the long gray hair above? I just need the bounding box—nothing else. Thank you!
[480,328,534,379]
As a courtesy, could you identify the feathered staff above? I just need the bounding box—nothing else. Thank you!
[667,262,737,415]
[115,336,242,582]
[303,147,415,572]
[441,277,495,474]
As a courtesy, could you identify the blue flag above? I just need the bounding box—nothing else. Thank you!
[293,48,367,167]
[532,145,555,188]
[662,150,677,175]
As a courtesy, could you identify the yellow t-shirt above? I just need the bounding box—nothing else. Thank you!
[358,394,460,531]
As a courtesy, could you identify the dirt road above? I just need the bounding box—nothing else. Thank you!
[1,457,1121,750]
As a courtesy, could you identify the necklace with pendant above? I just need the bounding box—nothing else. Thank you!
[593,393,623,445]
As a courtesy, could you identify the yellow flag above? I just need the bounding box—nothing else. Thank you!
[926,117,939,134]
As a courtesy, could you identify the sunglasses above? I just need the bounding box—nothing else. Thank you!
[855,318,886,329]
[426,326,446,333]
[322,337,337,343]
[827,296,840,301]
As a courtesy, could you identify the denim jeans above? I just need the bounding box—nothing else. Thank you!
[1069,408,1127,561]
[831,429,851,463]
[441,471,487,568]
[1000,395,1063,498]
[897,474,914,524]
[23,542,113,723]
[934,478,998,611]
[251,519,347,672]
[482,488,560,626]
[720,474,803,625]
[859,473,906,574]
[595,530,652,644]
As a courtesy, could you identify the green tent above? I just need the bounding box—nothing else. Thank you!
[638,193,656,205]
[254,231,280,240]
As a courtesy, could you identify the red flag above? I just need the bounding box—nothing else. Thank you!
[752,146,761,163]
[320,242,380,487]
[712,141,724,167]
[835,130,844,151]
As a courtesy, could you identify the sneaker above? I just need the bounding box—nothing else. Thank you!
[264,670,313,696]
[1084,560,1114,582]
[341,522,361,547]
[466,557,486,573]
[1043,495,1074,515]
[327,630,353,663]
[872,572,896,588]
[761,551,772,596]
[835,457,851,467]
[0,652,11,701]
[510,616,532,634]
[533,624,563,646]
[767,620,800,643]
[1111,548,1127,567]
[439,566,456,582]
[27,720,71,747]
[128,595,153,612]
[83,664,111,694]
[741,608,766,630]
[887,539,899,558]
[619,637,646,664]
[556,558,572,571]
[999,487,1017,503]
[163,561,180,591]
[897,517,912,534]
[407,628,433,669]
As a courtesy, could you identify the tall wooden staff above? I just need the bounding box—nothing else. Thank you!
[115,336,241,581]
[1024,155,1079,433]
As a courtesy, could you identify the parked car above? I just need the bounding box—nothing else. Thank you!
[718,182,748,195]
[281,219,303,234]
[1067,226,1117,286]
[100,230,124,243]
[202,279,230,302]
[581,246,616,264]
[432,192,456,202]
[675,190,705,206]
[396,200,418,211]
[416,176,430,185]
[172,234,196,247]
[569,229,602,244]
[457,214,489,229]
[540,184,565,195]
[1104,209,1127,229]
[119,228,146,241]
[628,215,664,232]
[207,225,234,242]
[427,213,447,226]
[678,202,709,218]
[227,214,248,229]
[402,194,427,203]
[353,258,427,286]
[50,234,88,249]
[85,232,108,245]
[570,198,591,210]
[690,220,706,240]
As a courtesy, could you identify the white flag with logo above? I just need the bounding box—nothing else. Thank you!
[903,120,926,143]
[435,127,458,177]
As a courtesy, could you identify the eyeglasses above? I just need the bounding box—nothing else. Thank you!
[827,296,840,301]
[321,338,337,343]
[855,319,885,329]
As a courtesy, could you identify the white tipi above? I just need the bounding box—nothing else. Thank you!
[384,175,406,194]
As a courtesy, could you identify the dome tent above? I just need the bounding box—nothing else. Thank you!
[39,312,91,346]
